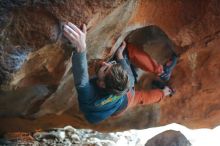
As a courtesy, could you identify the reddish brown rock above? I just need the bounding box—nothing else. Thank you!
[0,0,220,133]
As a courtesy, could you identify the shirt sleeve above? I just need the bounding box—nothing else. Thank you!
[71,51,96,104]
[72,51,89,87]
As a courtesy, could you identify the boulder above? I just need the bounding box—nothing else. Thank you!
[145,130,191,146]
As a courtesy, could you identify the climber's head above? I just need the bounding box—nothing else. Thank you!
[96,61,129,96]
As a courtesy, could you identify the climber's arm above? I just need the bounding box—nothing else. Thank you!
[63,22,89,87]
[71,52,89,87]
[63,22,98,106]
[116,41,135,88]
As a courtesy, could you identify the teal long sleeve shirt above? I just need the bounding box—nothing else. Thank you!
[72,51,135,124]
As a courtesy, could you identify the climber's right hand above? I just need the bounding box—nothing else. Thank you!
[116,41,126,59]
[63,22,87,53]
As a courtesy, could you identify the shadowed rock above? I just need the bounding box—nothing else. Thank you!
[145,130,191,146]
[0,46,29,84]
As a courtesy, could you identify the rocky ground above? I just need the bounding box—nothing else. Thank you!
[1,126,141,146]
[0,125,191,146]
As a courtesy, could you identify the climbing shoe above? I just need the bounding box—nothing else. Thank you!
[163,86,176,97]
[152,79,167,89]
[160,53,178,81]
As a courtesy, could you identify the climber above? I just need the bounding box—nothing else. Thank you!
[63,22,177,124]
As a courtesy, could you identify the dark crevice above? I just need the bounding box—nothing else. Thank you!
[0,46,30,85]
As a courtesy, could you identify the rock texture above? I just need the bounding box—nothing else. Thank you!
[0,0,220,132]
[0,126,142,146]
[145,130,191,146]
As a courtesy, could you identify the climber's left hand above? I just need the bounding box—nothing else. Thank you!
[63,22,87,53]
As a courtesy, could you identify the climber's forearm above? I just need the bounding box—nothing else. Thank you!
[117,59,135,88]
[72,52,89,87]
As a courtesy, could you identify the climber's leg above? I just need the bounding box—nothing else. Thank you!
[126,43,163,75]
[111,88,163,117]
[126,89,164,109]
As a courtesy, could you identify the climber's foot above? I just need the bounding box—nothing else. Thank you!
[163,86,175,97]
[160,53,178,81]
[152,80,175,97]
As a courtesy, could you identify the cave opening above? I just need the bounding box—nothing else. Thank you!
[123,25,177,89]
[125,25,176,65]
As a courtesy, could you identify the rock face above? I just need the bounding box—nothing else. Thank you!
[145,130,191,146]
[0,0,220,132]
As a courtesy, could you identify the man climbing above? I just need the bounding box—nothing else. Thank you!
[63,22,177,124]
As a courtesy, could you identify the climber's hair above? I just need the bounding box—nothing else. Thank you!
[104,64,129,96]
